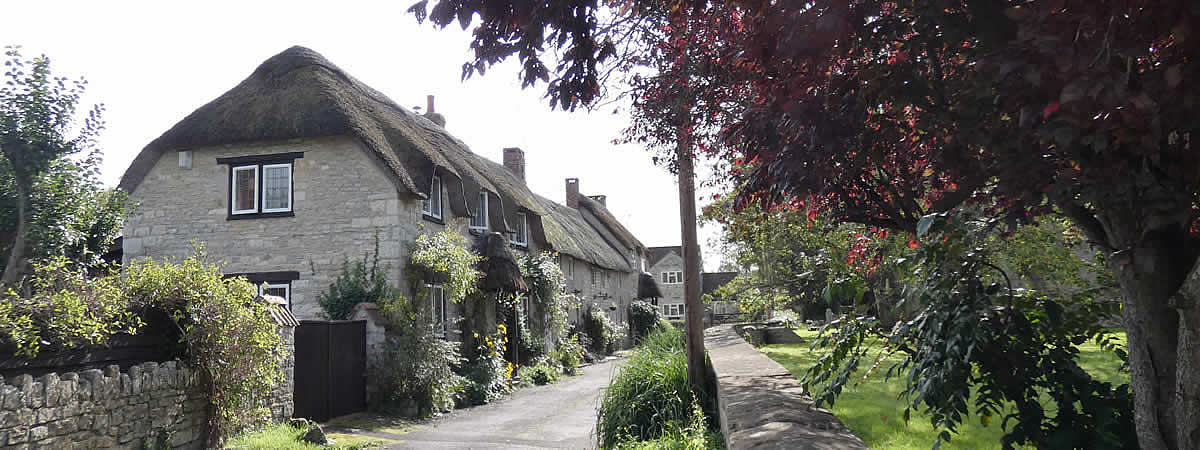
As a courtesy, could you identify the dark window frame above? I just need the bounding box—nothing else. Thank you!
[217,152,304,220]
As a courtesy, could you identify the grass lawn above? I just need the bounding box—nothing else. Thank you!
[759,328,1128,449]
[225,422,385,449]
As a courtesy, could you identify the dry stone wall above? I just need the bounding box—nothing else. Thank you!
[0,361,208,449]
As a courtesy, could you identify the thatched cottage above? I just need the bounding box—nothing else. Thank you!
[118,46,652,332]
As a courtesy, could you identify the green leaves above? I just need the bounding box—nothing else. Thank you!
[409,230,482,303]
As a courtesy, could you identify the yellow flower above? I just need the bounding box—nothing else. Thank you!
[473,332,480,339]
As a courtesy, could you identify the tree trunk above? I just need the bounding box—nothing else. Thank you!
[676,132,707,394]
[1,181,28,286]
[1104,227,1200,450]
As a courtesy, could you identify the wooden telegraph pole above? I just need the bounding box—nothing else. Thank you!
[676,127,706,392]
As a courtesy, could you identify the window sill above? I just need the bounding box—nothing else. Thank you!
[468,228,488,235]
[422,213,445,225]
[509,242,529,251]
[227,211,295,220]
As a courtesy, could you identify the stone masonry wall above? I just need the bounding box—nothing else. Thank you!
[270,326,296,421]
[0,321,295,450]
[649,250,685,318]
[124,136,421,320]
[0,362,208,449]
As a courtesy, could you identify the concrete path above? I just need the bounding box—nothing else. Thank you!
[381,358,624,449]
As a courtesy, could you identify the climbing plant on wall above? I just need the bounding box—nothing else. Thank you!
[408,229,482,304]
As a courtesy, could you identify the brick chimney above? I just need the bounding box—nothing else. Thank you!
[503,147,525,182]
[588,195,607,207]
[566,178,580,208]
[424,94,446,127]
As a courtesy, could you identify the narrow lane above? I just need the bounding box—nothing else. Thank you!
[385,358,624,449]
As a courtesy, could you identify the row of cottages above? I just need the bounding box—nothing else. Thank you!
[116,46,651,334]
[645,245,739,319]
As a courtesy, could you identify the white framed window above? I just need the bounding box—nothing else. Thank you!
[470,191,489,230]
[512,212,528,246]
[427,284,447,337]
[663,304,684,318]
[261,163,293,213]
[231,165,259,215]
[422,175,443,219]
[661,271,683,284]
[591,268,608,287]
[566,257,575,278]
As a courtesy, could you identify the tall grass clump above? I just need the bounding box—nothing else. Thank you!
[597,326,714,448]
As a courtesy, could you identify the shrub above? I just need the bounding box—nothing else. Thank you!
[459,324,513,406]
[408,230,482,303]
[582,305,617,354]
[318,234,395,320]
[370,295,464,417]
[596,327,696,448]
[123,250,284,444]
[0,256,141,358]
[550,334,585,375]
[517,361,561,386]
[627,300,662,345]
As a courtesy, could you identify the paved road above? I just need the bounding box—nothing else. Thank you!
[384,358,624,449]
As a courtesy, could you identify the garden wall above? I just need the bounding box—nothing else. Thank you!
[0,361,208,449]
[705,324,867,450]
[0,299,297,449]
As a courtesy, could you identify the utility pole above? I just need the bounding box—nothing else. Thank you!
[677,127,706,393]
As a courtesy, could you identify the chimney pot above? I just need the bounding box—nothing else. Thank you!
[423,94,446,126]
[503,147,526,182]
[566,178,580,208]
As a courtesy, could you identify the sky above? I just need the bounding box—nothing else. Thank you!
[2,0,729,271]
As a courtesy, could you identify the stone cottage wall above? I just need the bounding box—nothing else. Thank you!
[0,362,208,449]
[649,251,686,318]
[123,136,422,320]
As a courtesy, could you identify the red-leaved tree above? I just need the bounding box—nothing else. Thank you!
[414,1,1200,448]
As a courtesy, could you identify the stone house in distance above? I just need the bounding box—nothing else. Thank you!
[646,246,739,319]
[118,46,650,334]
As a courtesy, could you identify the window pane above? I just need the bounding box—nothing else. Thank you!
[234,167,257,212]
[470,191,488,228]
[263,164,291,211]
[431,285,445,335]
[431,176,442,216]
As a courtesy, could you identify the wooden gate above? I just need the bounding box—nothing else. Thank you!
[293,320,366,422]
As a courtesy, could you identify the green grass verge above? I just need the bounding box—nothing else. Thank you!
[225,422,383,449]
[759,328,1128,449]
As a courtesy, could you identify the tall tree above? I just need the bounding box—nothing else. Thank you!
[0,47,105,285]
[413,1,1200,447]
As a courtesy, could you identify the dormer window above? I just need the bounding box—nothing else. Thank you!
[470,191,489,231]
[512,212,528,247]
[422,175,443,219]
[218,152,302,219]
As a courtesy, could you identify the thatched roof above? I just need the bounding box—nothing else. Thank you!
[118,45,639,274]
[536,195,632,272]
[637,272,663,299]
[478,232,528,293]
[117,46,546,229]
[577,196,645,252]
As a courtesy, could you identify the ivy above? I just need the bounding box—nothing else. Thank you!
[409,230,482,303]
[519,252,573,346]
